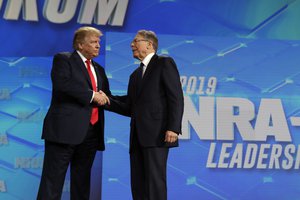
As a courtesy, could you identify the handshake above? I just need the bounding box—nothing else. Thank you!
[92,90,110,106]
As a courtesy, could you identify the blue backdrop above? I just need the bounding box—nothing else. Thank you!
[1,0,300,199]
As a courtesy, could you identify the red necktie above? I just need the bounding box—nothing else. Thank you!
[86,60,98,124]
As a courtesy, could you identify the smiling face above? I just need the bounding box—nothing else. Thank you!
[131,34,154,61]
[78,33,100,60]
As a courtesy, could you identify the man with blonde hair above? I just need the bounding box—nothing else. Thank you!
[37,26,110,200]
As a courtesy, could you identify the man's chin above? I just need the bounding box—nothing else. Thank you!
[133,54,139,59]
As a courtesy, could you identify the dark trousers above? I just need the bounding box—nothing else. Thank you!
[37,124,99,200]
[130,132,169,200]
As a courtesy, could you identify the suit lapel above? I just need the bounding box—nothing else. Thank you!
[71,51,104,91]
[142,54,157,81]
[135,65,143,96]
[71,51,93,89]
[136,54,158,99]
[92,60,103,91]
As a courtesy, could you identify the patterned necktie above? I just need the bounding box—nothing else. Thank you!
[85,60,98,124]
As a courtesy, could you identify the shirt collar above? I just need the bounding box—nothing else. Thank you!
[141,52,155,67]
[77,50,90,64]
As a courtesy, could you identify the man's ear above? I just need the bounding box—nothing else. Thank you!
[78,43,83,50]
[148,41,153,50]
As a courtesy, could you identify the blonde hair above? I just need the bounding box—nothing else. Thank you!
[73,26,103,50]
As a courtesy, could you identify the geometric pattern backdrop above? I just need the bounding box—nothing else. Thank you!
[1,32,300,200]
[103,32,300,200]
[1,0,300,199]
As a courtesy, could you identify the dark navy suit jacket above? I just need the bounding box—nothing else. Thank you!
[110,54,184,148]
[42,51,111,150]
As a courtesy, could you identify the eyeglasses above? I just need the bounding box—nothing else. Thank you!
[132,39,148,43]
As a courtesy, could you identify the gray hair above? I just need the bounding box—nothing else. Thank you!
[137,30,158,52]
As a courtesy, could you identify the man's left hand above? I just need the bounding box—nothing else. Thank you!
[164,130,178,143]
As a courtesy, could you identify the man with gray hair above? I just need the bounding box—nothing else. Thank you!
[109,30,184,200]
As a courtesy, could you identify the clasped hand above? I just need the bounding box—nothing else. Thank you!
[93,90,110,106]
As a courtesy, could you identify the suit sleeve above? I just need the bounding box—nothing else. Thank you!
[98,66,131,116]
[161,57,184,134]
[51,53,93,106]
[106,95,131,117]
[105,77,131,117]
